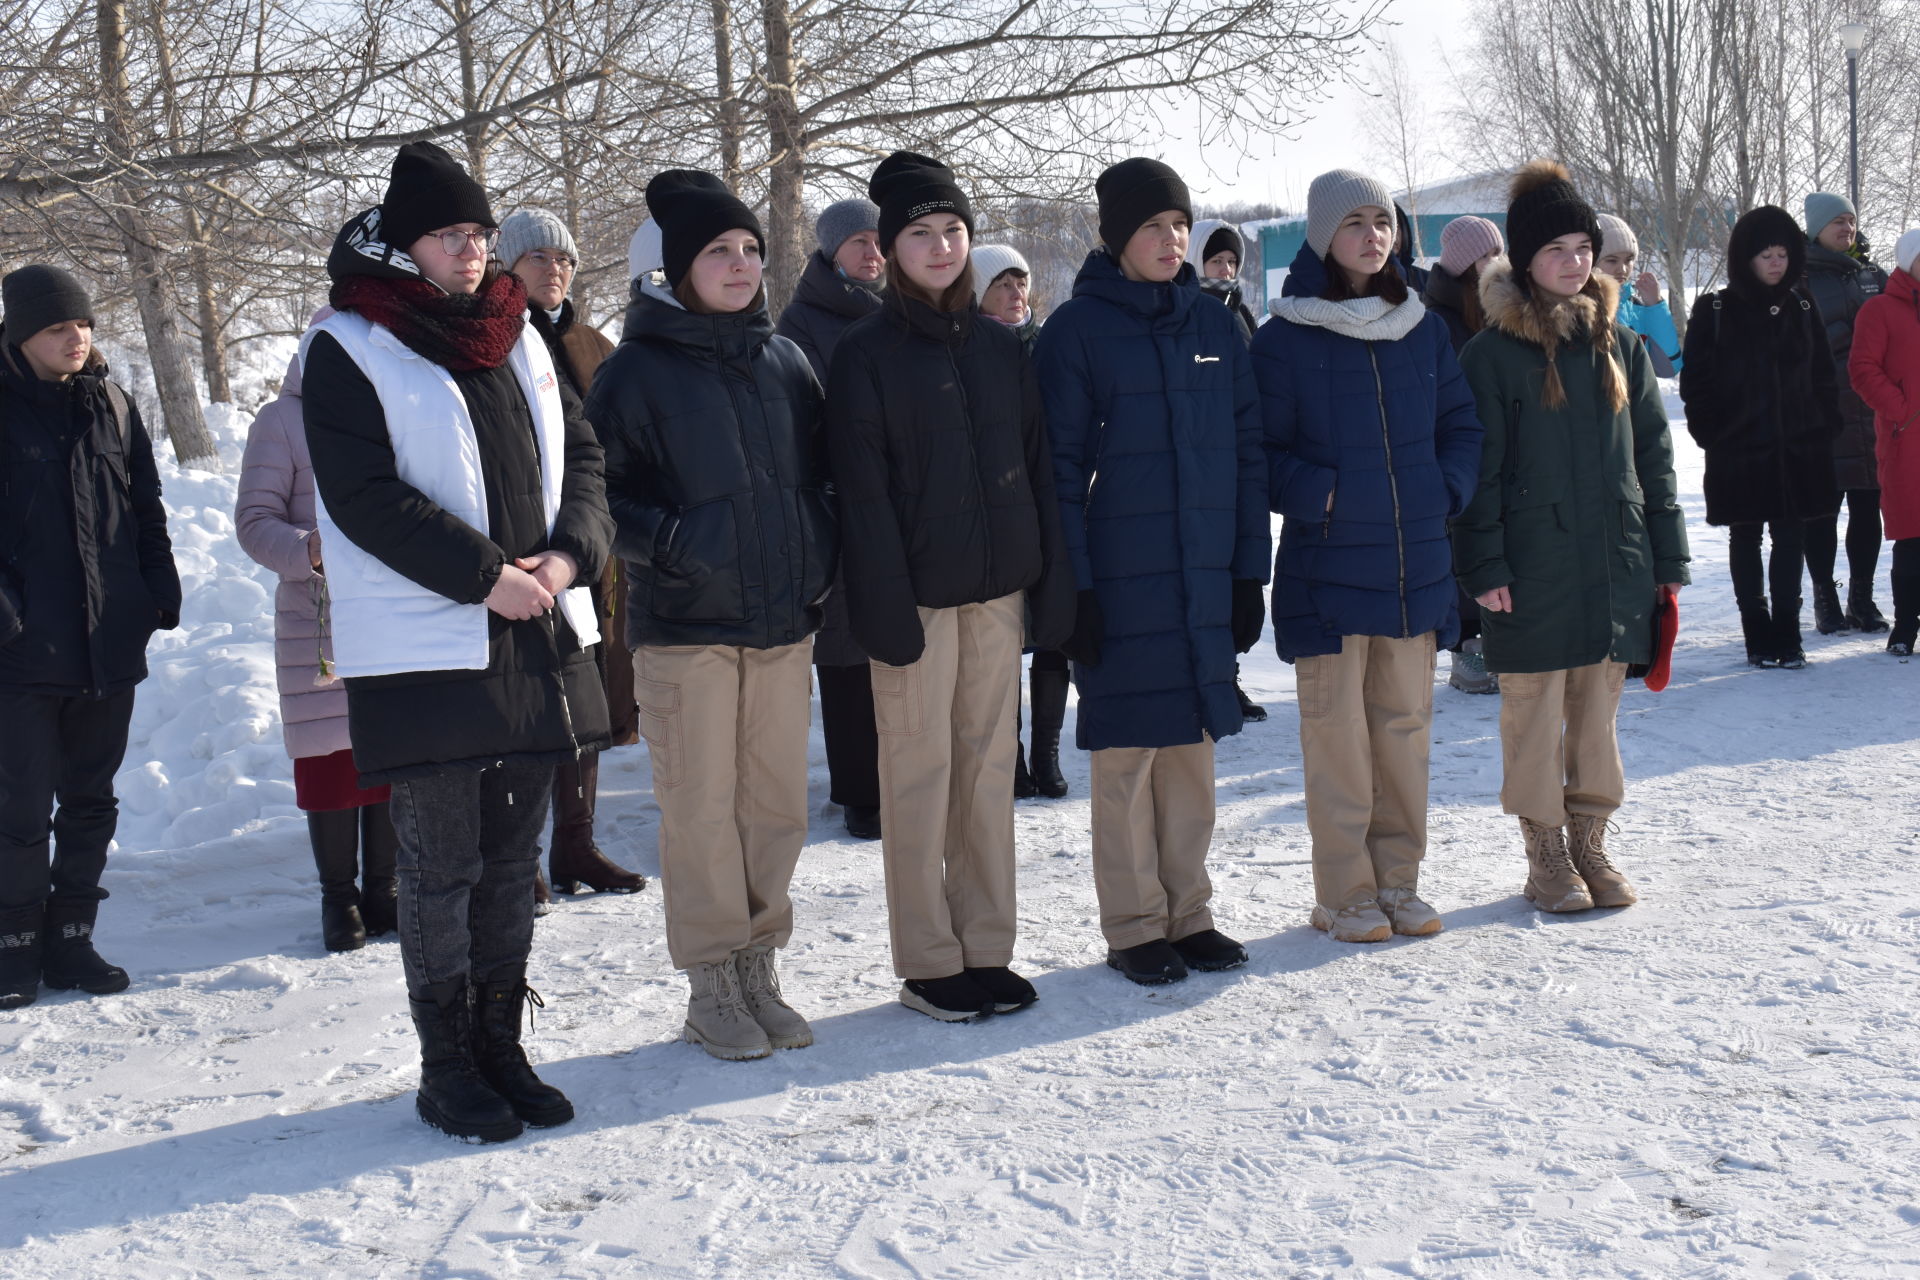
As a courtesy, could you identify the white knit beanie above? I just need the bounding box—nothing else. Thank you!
[1896,228,1920,276]
[1305,170,1396,257]
[970,244,1030,306]
[498,208,577,271]
[1596,213,1639,262]
[627,219,663,282]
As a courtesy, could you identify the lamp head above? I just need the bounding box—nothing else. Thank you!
[1840,22,1868,56]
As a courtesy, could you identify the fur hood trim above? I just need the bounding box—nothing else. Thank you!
[1478,261,1629,411]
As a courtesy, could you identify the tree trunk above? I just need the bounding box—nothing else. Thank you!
[761,0,805,312]
[454,0,487,182]
[712,0,743,189]
[185,207,230,404]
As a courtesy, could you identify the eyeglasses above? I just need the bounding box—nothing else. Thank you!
[524,250,576,272]
[433,227,501,256]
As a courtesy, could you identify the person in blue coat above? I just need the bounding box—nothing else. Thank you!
[1036,158,1271,987]
[1253,169,1483,945]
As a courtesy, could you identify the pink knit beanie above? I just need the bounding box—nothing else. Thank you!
[1439,215,1504,276]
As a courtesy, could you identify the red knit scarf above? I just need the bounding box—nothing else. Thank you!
[330,270,527,371]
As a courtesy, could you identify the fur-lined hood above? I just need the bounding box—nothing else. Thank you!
[1477,260,1628,411]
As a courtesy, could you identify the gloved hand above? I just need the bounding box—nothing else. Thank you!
[1061,589,1104,668]
[1231,579,1266,654]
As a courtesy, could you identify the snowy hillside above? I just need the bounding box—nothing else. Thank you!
[2,394,1917,1279]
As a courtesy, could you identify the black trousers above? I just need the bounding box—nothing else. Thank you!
[816,662,880,810]
[0,689,136,910]
[1728,520,1807,608]
[1803,488,1883,584]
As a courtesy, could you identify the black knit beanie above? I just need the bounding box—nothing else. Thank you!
[1096,158,1192,255]
[1202,224,1243,265]
[1727,204,1808,303]
[868,151,973,254]
[1504,159,1602,283]
[644,169,766,287]
[380,142,495,251]
[2,264,93,340]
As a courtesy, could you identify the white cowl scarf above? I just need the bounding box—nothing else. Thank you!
[1270,293,1427,342]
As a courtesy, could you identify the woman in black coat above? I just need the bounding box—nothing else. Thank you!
[825,151,1073,1023]
[1680,205,1844,668]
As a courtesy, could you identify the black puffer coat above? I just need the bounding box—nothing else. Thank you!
[825,293,1075,667]
[0,341,180,695]
[1421,263,1478,354]
[1680,209,1844,527]
[303,219,613,784]
[1803,240,1888,491]
[588,281,835,651]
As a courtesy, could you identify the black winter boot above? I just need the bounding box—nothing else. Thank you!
[359,802,399,937]
[1771,596,1806,669]
[1234,664,1268,723]
[1012,701,1038,800]
[1848,580,1890,633]
[410,980,523,1142]
[1811,579,1850,635]
[308,809,367,952]
[1028,667,1070,799]
[472,965,574,1127]
[1887,574,1920,657]
[40,897,129,994]
[0,904,42,1009]
[1737,600,1776,667]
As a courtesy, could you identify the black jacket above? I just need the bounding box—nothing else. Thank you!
[0,339,180,696]
[824,294,1074,667]
[1420,263,1478,354]
[1198,277,1258,345]
[303,218,613,783]
[588,281,835,650]
[1803,241,1889,491]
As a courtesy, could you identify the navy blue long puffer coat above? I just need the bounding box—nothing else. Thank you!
[1035,250,1270,751]
[1253,245,1484,661]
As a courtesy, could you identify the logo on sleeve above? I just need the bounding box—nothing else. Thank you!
[536,370,557,393]
[1194,354,1220,364]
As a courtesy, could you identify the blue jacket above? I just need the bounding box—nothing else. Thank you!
[1036,250,1270,751]
[1253,245,1485,661]
[1618,295,1683,371]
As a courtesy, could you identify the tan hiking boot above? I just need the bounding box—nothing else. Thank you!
[1567,814,1639,907]
[1310,901,1392,943]
[734,945,814,1050]
[1519,817,1593,912]
[1377,887,1444,936]
[683,959,772,1061]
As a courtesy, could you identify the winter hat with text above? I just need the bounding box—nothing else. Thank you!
[816,198,881,258]
[1439,215,1504,276]
[497,209,578,272]
[1896,228,1920,276]
[1304,170,1395,258]
[1595,214,1638,263]
[380,141,495,252]
[1503,159,1602,281]
[2,264,93,340]
[869,152,973,253]
[1804,192,1855,239]
[1096,158,1192,255]
[970,245,1031,307]
[644,169,765,288]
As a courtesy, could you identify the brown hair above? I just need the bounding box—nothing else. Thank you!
[888,259,977,314]
[1320,254,1409,305]
[673,273,766,316]
[1459,264,1486,334]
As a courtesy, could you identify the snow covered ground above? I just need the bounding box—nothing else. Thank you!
[3,394,1918,1279]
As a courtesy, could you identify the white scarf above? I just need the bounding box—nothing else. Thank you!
[1271,293,1427,342]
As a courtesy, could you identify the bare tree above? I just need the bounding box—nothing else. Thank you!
[1361,36,1428,254]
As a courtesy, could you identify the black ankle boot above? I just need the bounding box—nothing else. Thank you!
[1811,579,1849,634]
[40,896,129,994]
[1771,596,1806,669]
[308,809,366,952]
[1013,703,1038,800]
[1888,574,1920,656]
[1234,664,1268,722]
[472,965,574,1127]
[359,802,399,936]
[1848,580,1890,632]
[410,980,523,1142]
[0,904,42,1009]
[1028,667,1070,799]
[1737,600,1775,666]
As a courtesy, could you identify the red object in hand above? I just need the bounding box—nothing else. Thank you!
[1642,587,1680,692]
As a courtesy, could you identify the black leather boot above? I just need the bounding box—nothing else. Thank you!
[1028,667,1070,799]
[1888,574,1920,657]
[1811,579,1849,634]
[1013,701,1038,799]
[472,965,574,1127]
[40,896,129,994]
[550,754,646,894]
[1848,580,1890,632]
[308,809,366,952]
[1737,599,1775,667]
[358,802,399,937]
[0,903,42,1009]
[410,979,523,1142]
[1771,596,1806,669]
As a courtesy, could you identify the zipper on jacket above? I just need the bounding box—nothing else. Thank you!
[945,337,996,594]
[1368,345,1410,636]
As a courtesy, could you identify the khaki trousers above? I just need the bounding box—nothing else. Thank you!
[635,640,813,970]
[1295,633,1437,911]
[1090,737,1217,948]
[1498,660,1627,825]
[870,593,1023,979]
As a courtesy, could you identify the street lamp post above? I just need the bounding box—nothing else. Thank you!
[1841,22,1868,211]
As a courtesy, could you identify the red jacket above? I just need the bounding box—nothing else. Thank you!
[1851,268,1920,540]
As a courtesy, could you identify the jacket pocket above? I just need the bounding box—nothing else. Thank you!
[648,497,746,624]
[796,487,839,608]
[868,661,923,736]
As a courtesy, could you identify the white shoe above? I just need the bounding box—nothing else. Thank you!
[1377,887,1443,936]
[1310,901,1391,943]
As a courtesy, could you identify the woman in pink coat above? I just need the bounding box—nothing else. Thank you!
[1848,229,1920,657]
[235,313,398,950]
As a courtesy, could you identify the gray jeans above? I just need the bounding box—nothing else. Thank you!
[389,762,552,995]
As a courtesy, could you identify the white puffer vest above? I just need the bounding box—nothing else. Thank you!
[298,310,600,678]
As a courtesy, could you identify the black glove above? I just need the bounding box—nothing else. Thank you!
[1231,578,1266,654]
[1061,589,1104,668]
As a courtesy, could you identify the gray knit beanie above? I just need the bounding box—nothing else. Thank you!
[498,208,578,270]
[1596,213,1638,262]
[815,198,881,258]
[1805,192,1855,239]
[1305,170,1397,257]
